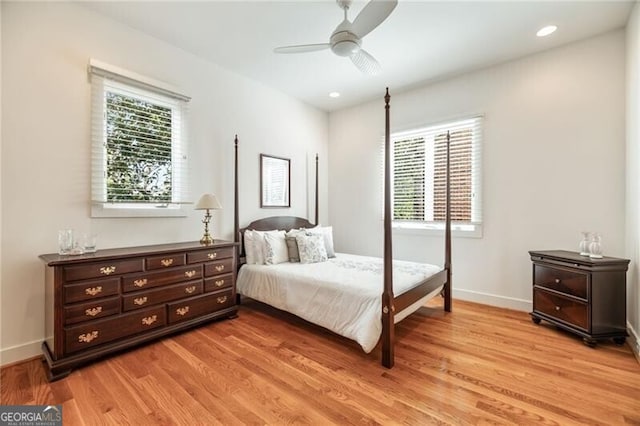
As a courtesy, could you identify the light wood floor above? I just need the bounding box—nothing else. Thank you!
[2,299,639,425]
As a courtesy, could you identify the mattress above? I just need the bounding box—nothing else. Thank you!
[236,253,442,353]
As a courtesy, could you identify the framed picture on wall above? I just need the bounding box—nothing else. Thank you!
[260,154,290,208]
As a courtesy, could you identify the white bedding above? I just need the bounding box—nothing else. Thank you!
[236,253,442,353]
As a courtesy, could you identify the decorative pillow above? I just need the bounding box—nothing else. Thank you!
[251,230,283,265]
[285,228,306,263]
[243,230,257,264]
[307,226,336,258]
[264,231,288,265]
[285,236,300,262]
[295,234,328,264]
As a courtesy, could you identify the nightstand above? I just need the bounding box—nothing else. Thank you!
[529,250,629,347]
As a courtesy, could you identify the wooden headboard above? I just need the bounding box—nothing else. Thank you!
[237,216,316,259]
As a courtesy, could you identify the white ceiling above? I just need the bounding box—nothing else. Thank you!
[83,1,634,112]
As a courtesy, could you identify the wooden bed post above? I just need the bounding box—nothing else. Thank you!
[234,135,239,254]
[382,88,395,368]
[444,131,452,312]
[315,153,319,226]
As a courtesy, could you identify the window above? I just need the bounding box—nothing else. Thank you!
[89,60,190,217]
[389,117,482,236]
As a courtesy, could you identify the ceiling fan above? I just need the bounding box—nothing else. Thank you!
[274,0,398,75]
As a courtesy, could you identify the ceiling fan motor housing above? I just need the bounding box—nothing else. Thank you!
[330,30,361,56]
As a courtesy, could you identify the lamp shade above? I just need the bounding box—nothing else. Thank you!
[195,194,222,210]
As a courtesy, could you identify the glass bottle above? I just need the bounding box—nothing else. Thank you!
[579,231,591,256]
[589,233,603,259]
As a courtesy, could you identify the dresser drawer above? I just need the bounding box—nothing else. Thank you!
[122,280,203,311]
[204,273,234,292]
[188,247,234,264]
[146,253,186,270]
[167,290,234,324]
[534,289,588,331]
[204,258,234,277]
[64,259,143,282]
[63,278,120,304]
[64,296,120,325]
[534,265,588,299]
[65,306,166,354]
[122,265,202,293]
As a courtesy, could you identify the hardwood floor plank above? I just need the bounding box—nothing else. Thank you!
[2,299,638,425]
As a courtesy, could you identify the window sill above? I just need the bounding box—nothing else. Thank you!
[391,222,483,238]
[91,203,188,218]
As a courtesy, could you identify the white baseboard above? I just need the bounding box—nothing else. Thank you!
[453,288,531,312]
[0,339,42,367]
[627,321,640,364]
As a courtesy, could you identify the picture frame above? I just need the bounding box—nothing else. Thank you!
[260,154,290,208]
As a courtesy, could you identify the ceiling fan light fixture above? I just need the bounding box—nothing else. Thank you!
[331,39,361,57]
[536,25,557,37]
[329,92,341,98]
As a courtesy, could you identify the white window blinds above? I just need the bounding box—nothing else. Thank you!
[89,60,190,216]
[390,117,483,231]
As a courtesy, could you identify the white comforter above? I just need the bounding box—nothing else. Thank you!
[236,253,442,353]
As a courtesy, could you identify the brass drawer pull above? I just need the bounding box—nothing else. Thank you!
[555,306,561,311]
[176,306,190,316]
[208,252,217,260]
[215,265,225,272]
[554,278,561,284]
[134,297,148,306]
[161,258,174,267]
[100,266,116,275]
[214,279,225,287]
[78,331,99,343]
[85,306,103,317]
[217,296,227,304]
[141,315,157,326]
[85,286,102,296]
[185,270,197,278]
[185,285,196,294]
[134,278,148,288]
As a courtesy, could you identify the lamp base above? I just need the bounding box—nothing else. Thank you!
[200,234,214,245]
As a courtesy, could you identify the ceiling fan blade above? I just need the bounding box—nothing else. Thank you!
[350,49,382,75]
[274,43,330,54]
[351,0,398,38]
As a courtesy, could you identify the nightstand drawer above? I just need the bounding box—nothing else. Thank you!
[122,265,202,292]
[167,290,234,323]
[64,259,143,282]
[146,253,186,270]
[534,289,588,331]
[188,247,234,264]
[534,265,588,299]
[122,280,203,311]
[63,278,120,304]
[65,306,166,354]
[204,258,234,277]
[64,296,120,325]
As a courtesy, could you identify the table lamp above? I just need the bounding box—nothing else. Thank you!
[195,194,222,245]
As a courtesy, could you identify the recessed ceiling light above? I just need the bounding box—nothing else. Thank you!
[537,25,557,37]
[329,92,340,98]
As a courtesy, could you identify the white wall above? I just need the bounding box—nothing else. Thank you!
[625,2,640,357]
[0,2,328,364]
[329,30,626,310]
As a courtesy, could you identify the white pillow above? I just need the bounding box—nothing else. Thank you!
[243,230,257,264]
[264,231,288,265]
[307,226,335,258]
[251,230,283,265]
[295,234,328,264]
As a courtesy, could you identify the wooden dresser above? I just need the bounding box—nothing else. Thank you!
[40,240,238,380]
[529,250,629,347]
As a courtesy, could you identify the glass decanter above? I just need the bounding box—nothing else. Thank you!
[579,231,591,256]
[589,233,603,259]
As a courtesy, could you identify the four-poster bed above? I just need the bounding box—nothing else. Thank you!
[233,89,452,368]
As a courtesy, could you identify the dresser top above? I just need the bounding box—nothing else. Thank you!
[40,240,238,266]
[529,250,630,267]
